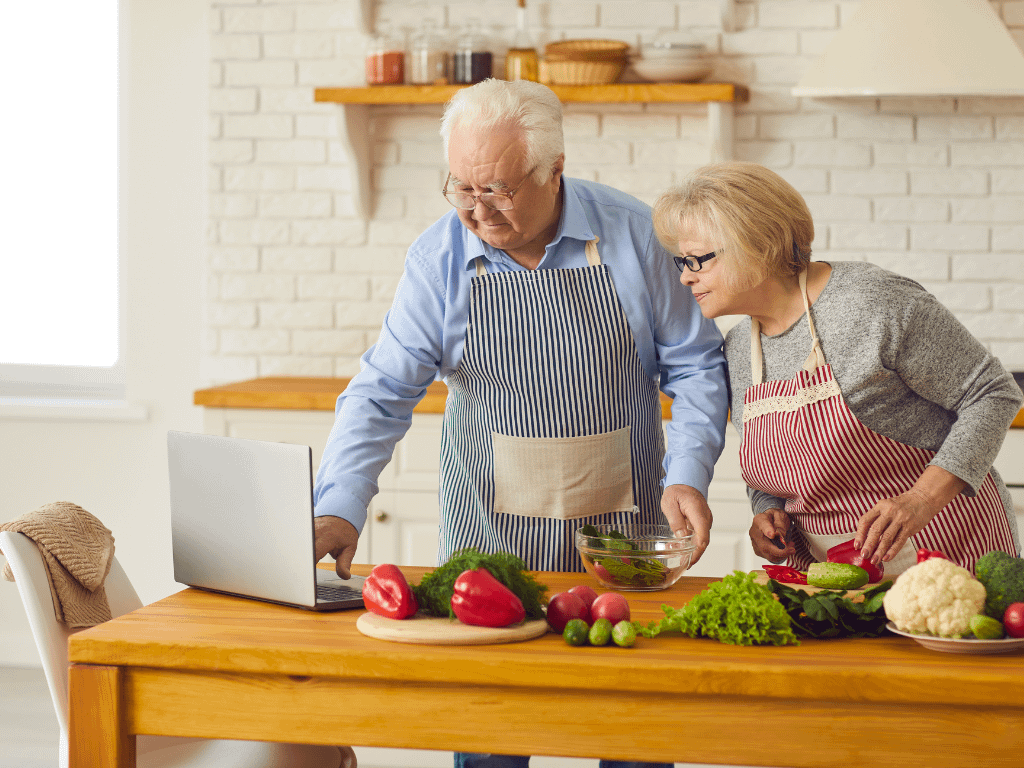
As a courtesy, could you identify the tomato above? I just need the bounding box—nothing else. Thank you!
[590,592,631,625]
[1002,603,1024,638]
[567,584,599,609]
[916,548,948,564]
[545,592,589,633]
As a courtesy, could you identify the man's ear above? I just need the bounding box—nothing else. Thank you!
[550,154,565,185]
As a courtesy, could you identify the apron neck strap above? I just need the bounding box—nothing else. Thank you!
[584,236,601,267]
[749,269,826,385]
[476,237,601,277]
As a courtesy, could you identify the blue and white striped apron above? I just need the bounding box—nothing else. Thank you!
[438,238,667,572]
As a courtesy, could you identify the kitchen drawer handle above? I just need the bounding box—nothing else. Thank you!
[375,510,390,523]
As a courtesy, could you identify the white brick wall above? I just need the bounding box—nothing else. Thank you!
[206,0,1024,381]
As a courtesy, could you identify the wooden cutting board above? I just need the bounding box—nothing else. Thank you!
[357,612,550,645]
[752,570,879,597]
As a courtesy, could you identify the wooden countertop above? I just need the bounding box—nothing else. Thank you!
[195,376,676,420]
[67,567,1024,767]
[195,376,1024,427]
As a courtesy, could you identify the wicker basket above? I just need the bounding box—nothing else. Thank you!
[545,39,630,58]
[543,58,625,86]
[541,39,628,84]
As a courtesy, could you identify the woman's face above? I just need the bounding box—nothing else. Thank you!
[676,238,763,319]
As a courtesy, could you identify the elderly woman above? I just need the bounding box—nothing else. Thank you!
[653,161,1022,575]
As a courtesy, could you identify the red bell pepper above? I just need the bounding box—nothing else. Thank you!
[362,563,419,620]
[763,565,808,585]
[826,539,884,583]
[451,567,526,628]
[916,548,949,564]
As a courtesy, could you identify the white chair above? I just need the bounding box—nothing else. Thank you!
[0,530,348,768]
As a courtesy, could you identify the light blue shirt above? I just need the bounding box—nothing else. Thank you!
[314,177,728,533]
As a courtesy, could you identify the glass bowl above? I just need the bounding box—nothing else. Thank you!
[574,524,695,591]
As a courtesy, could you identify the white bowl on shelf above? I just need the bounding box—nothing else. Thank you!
[631,55,713,83]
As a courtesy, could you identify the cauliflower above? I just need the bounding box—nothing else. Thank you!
[883,557,986,638]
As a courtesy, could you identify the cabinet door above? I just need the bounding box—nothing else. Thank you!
[202,408,336,471]
[369,490,440,567]
[694,429,780,576]
[202,407,373,565]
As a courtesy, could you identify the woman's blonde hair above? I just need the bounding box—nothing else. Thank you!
[652,162,814,290]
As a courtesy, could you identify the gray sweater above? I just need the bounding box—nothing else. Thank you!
[725,261,1023,528]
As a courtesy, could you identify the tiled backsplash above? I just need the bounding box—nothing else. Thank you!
[206,0,1024,383]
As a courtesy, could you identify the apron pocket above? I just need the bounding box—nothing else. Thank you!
[491,426,635,520]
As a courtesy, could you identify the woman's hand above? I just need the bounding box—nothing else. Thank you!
[855,465,967,565]
[661,484,712,565]
[749,509,795,563]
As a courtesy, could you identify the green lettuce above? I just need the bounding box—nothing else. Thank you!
[638,571,799,646]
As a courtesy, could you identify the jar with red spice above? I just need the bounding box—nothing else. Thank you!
[366,29,405,85]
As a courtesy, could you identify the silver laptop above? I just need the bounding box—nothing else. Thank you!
[168,430,365,611]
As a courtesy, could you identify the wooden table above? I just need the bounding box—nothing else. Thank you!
[68,568,1024,768]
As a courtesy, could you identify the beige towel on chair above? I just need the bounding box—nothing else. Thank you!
[1,501,115,627]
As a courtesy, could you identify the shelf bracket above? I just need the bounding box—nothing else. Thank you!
[708,102,735,162]
[357,0,372,35]
[720,0,736,33]
[338,104,372,219]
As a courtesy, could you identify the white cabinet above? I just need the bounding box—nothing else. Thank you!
[993,428,1024,531]
[203,402,1024,570]
[201,406,766,575]
[202,406,441,567]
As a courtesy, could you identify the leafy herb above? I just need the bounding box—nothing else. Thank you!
[637,571,799,646]
[768,579,893,638]
[578,524,668,588]
[411,548,548,619]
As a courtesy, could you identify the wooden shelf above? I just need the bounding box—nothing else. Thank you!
[314,82,748,105]
[316,82,747,218]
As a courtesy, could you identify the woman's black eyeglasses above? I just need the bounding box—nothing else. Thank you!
[673,252,716,272]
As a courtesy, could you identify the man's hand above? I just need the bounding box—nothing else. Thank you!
[749,509,794,563]
[661,484,712,565]
[314,516,360,579]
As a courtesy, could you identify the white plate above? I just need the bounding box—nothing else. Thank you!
[886,622,1024,654]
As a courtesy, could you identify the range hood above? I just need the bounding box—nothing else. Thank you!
[793,0,1024,97]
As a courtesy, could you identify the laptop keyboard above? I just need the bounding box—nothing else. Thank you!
[316,583,363,602]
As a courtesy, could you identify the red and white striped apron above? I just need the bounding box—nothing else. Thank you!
[739,271,1016,575]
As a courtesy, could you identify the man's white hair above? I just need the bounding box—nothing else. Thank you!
[440,79,565,184]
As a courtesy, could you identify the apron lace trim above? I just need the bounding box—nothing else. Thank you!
[742,378,841,423]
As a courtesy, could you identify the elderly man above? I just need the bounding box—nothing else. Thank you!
[314,79,727,583]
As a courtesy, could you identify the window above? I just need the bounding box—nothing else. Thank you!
[0,1,121,401]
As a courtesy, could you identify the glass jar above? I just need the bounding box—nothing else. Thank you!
[365,29,405,85]
[504,1,538,81]
[409,20,450,85]
[452,19,492,84]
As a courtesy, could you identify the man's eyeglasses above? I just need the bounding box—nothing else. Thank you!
[673,252,717,272]
[442,169,536,211]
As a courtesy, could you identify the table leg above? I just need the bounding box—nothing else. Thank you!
[69,664,136,768]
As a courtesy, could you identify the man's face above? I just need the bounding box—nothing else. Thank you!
[447,123,563,265]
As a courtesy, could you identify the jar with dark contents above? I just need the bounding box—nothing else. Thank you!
[366,29,405,85]
[452,19,492,84]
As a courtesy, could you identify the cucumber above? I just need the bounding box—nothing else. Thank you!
[806,562,869,589]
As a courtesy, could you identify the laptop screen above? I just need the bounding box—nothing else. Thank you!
[168,431,320,608]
